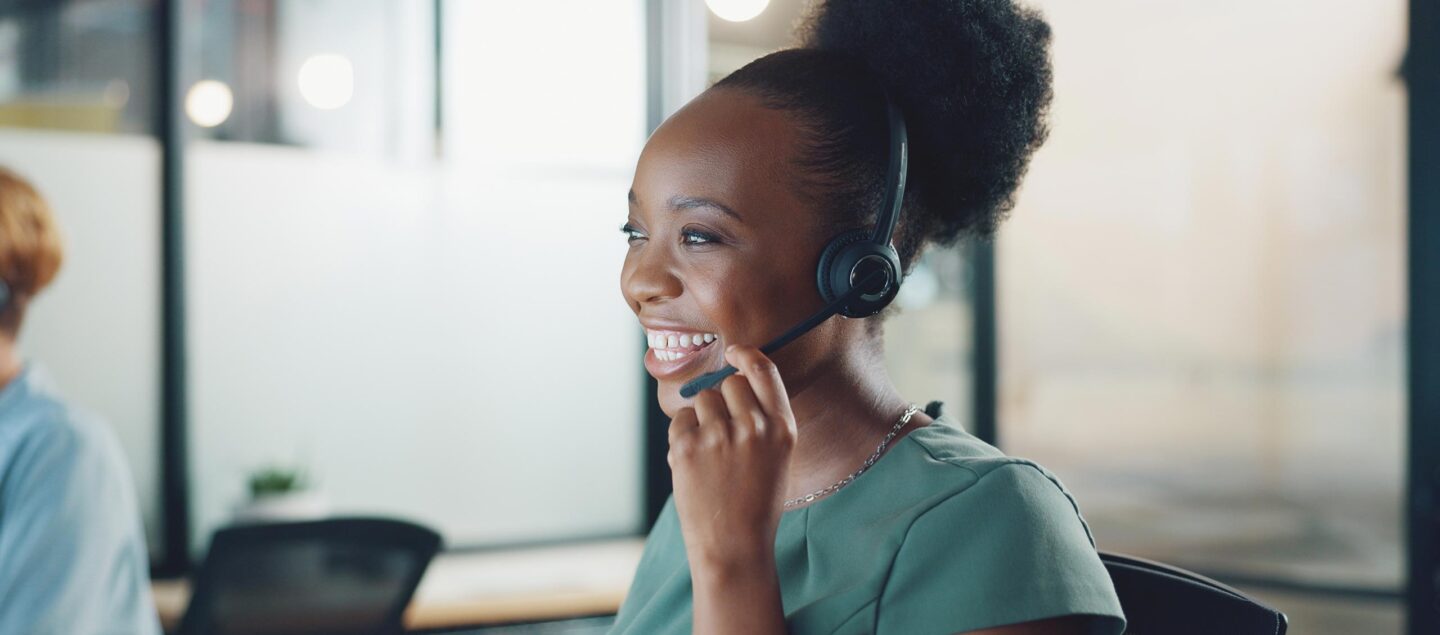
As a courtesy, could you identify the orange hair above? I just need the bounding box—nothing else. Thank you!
[0,166,64,305]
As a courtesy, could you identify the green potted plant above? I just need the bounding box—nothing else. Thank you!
[233,464,328,523]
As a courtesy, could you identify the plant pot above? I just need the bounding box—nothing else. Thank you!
[231,490,329,524]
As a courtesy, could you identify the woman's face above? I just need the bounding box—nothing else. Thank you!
[621,89,839,417]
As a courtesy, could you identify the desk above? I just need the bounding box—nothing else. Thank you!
[152,538,645,632]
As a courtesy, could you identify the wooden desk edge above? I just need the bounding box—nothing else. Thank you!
[151,538,642,631]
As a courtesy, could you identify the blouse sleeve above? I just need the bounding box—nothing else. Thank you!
[874,462,1126,635]
[0,414,161,635]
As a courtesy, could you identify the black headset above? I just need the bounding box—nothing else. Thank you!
[0,279,10,312]
[680,93,909,398]
[816,94,908,318]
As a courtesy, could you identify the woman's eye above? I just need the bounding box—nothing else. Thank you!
[621,223,717,246]
[681,229,718,246]
[620,223,646,243]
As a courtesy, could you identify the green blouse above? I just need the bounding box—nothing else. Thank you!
[610,411,1126,634]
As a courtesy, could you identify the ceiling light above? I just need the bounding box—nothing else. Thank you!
[706,0,769,22]
[185,80,233,128]
[298,54,354,110]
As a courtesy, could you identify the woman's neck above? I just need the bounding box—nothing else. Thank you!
[780,339,931,505]
[0,338,21,392]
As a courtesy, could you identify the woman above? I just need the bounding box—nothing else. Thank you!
[0,166,160,634]
[612,0,1124,633]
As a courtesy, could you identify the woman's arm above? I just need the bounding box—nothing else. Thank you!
[669,346,796,635]
[691,550,788,634]
[0,418,161,635]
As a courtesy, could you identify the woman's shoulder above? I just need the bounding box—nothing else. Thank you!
[849,415,1092,538]
[0,365,131,502]
[867,417,1125,634]
[903,413,1050,480]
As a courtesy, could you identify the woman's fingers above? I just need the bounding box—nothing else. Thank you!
[673,345,793,454]
[724,345,796,437]
[692,388,732,446]
[719,371,767,440]
[693,387,730,424]
[668,407,698,444]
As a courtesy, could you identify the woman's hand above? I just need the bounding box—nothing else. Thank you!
[669,345,797,566]
[669,345,796,634]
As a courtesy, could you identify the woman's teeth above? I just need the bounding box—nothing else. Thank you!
[647,331,719,362]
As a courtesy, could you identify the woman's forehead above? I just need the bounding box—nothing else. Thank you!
[632,89,805,221]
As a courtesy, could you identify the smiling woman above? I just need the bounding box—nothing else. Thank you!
[611,1,1123,634]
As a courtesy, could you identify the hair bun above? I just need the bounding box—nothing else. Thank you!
[800,0,1054,241]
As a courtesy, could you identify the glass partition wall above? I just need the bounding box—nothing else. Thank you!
[185,0,650,553]
[1000,1,1406,630]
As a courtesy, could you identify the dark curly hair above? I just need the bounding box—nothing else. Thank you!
[713,0,1054,272]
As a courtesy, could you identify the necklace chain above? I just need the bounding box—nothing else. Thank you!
[783,404,922,509]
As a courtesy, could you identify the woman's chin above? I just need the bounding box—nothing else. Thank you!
[654,375,703,418]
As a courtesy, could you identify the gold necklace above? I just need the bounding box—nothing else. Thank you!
[783,404,922,509]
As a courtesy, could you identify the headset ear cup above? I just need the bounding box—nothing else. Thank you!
[843,245,902,318]
[816,230,871,304]
[817,230,903,318]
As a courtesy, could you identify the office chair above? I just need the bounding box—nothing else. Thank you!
[1100,551,1288,635]
[179,517,443,635]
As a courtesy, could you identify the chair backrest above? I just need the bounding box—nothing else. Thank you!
[179,517,443,635]
[1100,552,1287,635]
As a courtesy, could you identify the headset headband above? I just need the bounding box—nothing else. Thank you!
[871,94,908,246]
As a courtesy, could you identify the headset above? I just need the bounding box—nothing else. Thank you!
[0,278,10,313]
[680,93,908,398]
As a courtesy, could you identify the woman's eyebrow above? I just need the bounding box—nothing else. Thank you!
[627,190,744,221]
[667,195,743,221]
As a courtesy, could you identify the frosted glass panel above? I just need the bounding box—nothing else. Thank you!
[189,0,647,552]
[188,144,644,550]
[1001,0,1405,590]
[0,128,162,555]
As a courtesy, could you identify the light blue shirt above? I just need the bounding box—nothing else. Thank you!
[0,364,161,635]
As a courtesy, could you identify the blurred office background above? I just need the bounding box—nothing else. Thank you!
[0,0,1427,633]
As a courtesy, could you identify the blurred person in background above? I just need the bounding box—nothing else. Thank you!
[0,166,160,634]
[613,0,1122,633]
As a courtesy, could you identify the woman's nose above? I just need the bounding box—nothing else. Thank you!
[622,246,683,307]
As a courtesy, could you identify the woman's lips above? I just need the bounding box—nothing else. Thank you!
[643,329,721,379]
